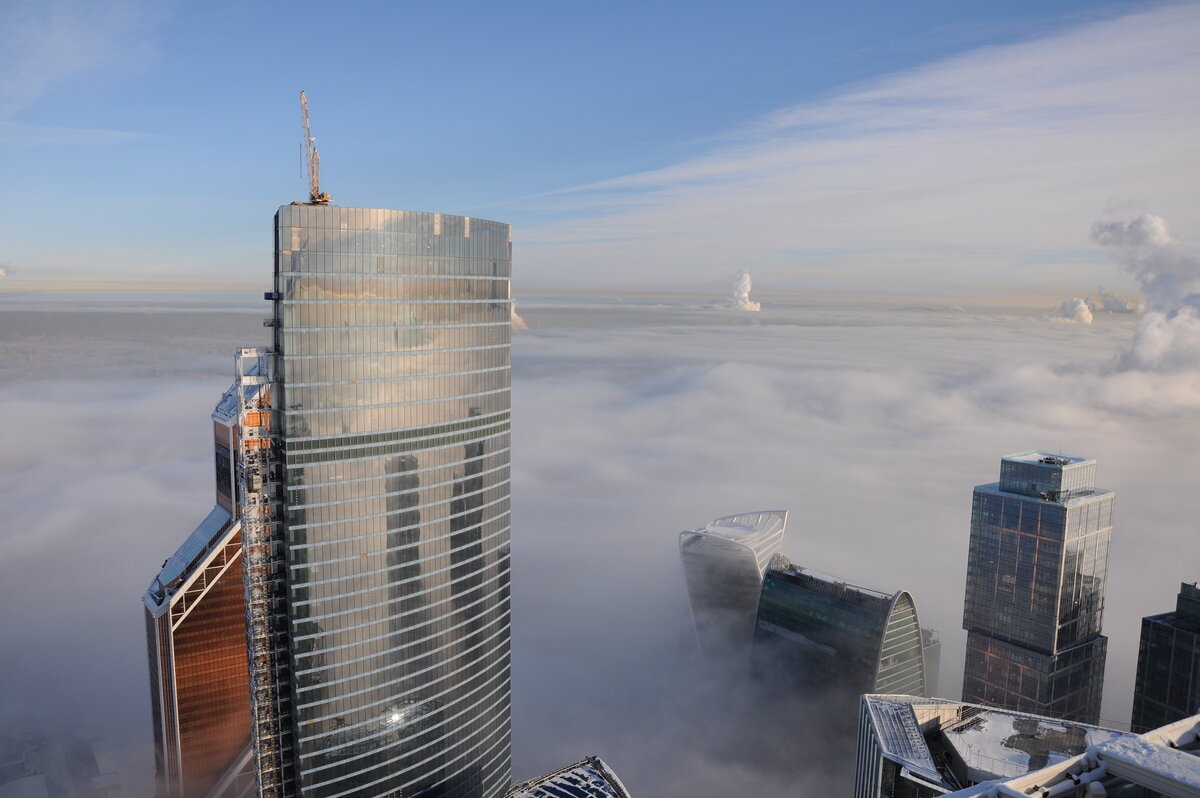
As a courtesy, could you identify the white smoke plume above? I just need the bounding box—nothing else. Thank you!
[1093,290,1142,314]
[729,271,760,312]
[1092,214,1200,371]
[511,299,528,331]
[0,264,9,279]
[1056,297,1093,324]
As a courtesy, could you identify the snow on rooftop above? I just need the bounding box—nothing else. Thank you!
[1098,736,1200,790]
[943,708,1130,781]
[697,510,786,539]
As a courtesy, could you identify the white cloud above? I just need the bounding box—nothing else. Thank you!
[1055,297,1093,324]
[1093,213,1200,370]
[520,4,1200,290]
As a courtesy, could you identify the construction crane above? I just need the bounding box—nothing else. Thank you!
[299,91,331,205]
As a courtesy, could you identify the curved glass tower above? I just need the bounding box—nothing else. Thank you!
[273,205,512,798]
[678,510,787,658]
[753,553,927,697]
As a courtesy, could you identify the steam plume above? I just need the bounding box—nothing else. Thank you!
[512,299,528,331]
[1093,214,1200,370]
[1093,289,1141,314]
[729,271,760,312]
[1057,298,1093,324]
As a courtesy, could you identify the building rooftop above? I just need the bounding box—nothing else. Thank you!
[767,553,895,603]
[505,756,631,798]
[863,695,1136,789]
[680,510,787,575]
[948,713,1200,797]
[143,506,235,611]
[693,510,786,541]
[1003,451,1093,467]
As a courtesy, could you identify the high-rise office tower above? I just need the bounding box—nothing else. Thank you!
[253,205,513,798]
[678,511,787,658]
[144,386,252,798]
[962,452,1113,724]
[1131,582,1200,732]
[147,204,513,798]
[753,554,928,698]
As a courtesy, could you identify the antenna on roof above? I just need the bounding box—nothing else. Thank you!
[300,91,331,205]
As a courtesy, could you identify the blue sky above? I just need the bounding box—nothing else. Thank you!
[1,0,1196,292]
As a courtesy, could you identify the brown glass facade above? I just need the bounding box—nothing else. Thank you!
[173,535,250,797]
[147,520,252,798]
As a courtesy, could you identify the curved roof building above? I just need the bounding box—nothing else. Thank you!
[754,554,927,698]
[678,511,787,658]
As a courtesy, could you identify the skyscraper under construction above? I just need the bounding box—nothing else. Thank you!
[146,204,513,798]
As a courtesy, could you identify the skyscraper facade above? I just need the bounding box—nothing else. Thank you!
[261,205,514,798]
[144,389,251,798]
[753,554,927,698]
[962,452,1113,724]
[678,511,787,658]
[1131,582,1200,732]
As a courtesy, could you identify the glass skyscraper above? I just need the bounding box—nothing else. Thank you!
[144,386,251,798]
[147,204,513,798]
[266,205,513,798]
[1131,582,1200,733]
[753,554,927,698]
[961,452,1113,725]
[678,511,787,659]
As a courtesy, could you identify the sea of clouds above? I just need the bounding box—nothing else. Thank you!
[1,214,1198,796]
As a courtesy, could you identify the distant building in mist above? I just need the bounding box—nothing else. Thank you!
[854,694,1200,798]
[922,628,941,697]
[0,730,117,797]
[504,756,630,798]
[753,554,928,698]
[961,452,1113,725]
[1131,582,1200,732]
[678,511,787,658]
[143,385,251,798]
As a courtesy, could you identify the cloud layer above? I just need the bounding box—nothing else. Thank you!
[520,4,1200,290]
[4,284,1199,795]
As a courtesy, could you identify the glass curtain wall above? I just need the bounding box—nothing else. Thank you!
[274,206,512,798]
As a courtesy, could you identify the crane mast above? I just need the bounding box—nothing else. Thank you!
[300,91,331,204]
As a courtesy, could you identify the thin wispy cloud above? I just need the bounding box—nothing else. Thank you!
[0,0,171,145]
[521,4,1200,290]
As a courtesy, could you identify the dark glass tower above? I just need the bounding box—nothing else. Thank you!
[753,554,927,697]
[1131,582,1200,732]
[962,452,1113,724]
